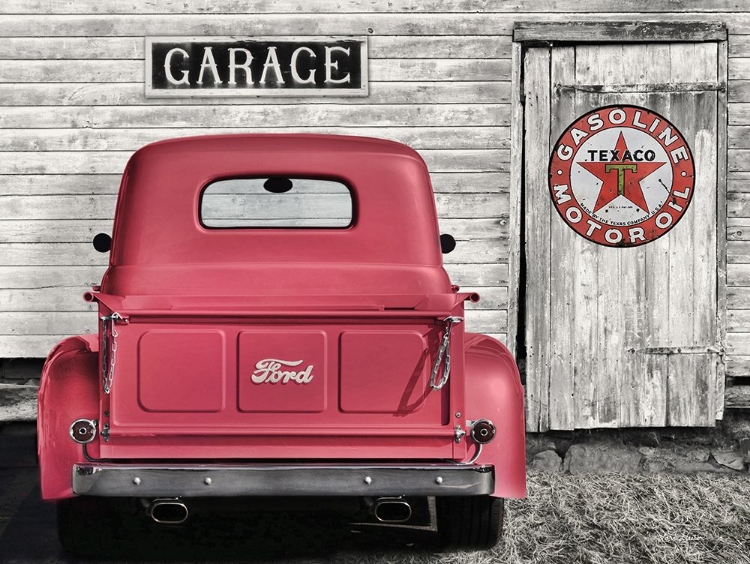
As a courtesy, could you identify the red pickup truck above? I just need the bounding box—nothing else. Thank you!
[37,134,525,553]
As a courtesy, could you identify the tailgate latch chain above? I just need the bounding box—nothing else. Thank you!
[101,312,128,395]
[429,316,463,391]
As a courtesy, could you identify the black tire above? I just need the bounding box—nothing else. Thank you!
[436,496,504,550]
[56,497,122,557]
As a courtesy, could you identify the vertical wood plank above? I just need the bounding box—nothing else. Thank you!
[694,43,719,425]
[644,238,672,426]
[506,41,524,360]
[571,46,602,429]
[716,39,729,420]
[666,42,697,426]
[620,44,671,427]
[614,44,645,427]
[598,45,626,428]
[548,46,576,430]
[666,42,718,426]
[573,44,624,428]
[523,47,552,432]
[643,56,673,426]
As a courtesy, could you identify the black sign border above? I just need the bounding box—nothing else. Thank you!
[145,36,369,98]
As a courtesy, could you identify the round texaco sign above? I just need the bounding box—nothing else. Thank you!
[548,105,694,247]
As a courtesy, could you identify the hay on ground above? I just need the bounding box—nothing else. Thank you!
[334,471,750,564]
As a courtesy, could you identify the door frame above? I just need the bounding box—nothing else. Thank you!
[506,21,729,421]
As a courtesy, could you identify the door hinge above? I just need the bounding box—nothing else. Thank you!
[554,81,725,94]
[636,346,724,356]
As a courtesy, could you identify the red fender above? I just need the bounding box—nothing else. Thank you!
[37,335,99,500]
[463,333,526,498]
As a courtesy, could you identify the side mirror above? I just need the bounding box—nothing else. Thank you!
[440,233,456,254]
[93,233,112,253]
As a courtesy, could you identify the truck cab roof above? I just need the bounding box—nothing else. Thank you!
[101,134,451,301]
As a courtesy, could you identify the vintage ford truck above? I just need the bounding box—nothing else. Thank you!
[37,134,525,552]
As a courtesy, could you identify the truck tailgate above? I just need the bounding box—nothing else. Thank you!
[101,311,466,460]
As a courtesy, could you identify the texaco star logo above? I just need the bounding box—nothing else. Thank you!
[549,105,694,247]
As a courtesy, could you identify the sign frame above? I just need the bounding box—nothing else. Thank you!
[548,104,695,248]
[145,35,369,98]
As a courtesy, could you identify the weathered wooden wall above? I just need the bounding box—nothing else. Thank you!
[0,2,749,418]
[0,3,517,358]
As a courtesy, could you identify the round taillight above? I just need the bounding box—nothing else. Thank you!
[69,419,97,444]
[470,419,496,444]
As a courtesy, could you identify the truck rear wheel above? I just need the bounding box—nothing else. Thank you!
[57,497,121,556]
[436,496,504,549]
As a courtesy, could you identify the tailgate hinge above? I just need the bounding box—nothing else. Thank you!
[429,316,463,391]
[101,312,128,395]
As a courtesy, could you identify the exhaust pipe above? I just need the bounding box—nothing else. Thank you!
[147,498,189,524]
[372,497,412,524]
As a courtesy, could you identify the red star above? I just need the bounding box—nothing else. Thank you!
[578,133,667,213]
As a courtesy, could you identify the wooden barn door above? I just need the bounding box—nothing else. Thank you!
[523,42,722,430]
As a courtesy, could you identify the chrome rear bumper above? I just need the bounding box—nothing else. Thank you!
[73,463,494,497]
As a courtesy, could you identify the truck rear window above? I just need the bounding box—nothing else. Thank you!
[200,177,353,228]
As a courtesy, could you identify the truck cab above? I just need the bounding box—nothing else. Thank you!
[37,134,525,553]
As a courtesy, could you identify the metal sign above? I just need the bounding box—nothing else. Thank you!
[548,105,694,247]
[145,36,368,97]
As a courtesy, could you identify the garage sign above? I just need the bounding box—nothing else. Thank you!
[146,36,368,97]
[548,105,694,247]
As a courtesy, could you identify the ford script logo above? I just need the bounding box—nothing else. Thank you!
[252,359,314,384]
